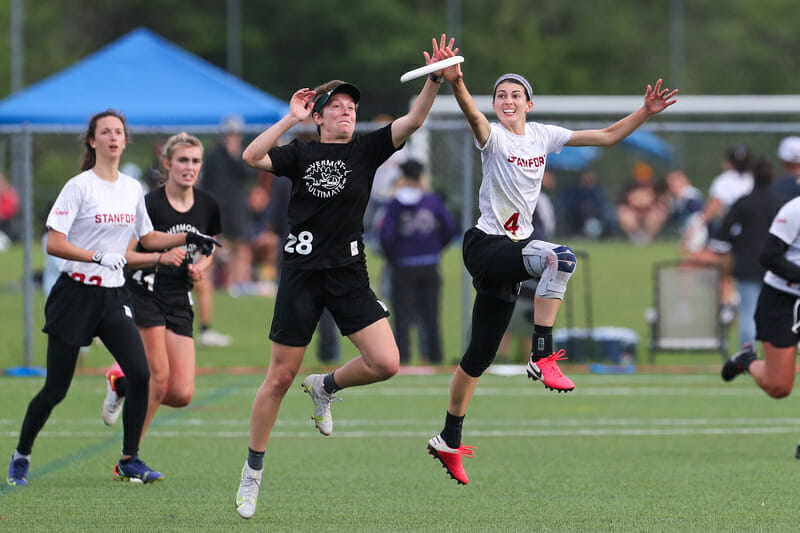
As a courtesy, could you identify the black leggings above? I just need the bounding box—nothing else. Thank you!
[459,293,517,377]
[17,314,150,457]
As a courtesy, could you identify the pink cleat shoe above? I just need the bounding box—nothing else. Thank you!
[427,435,475,485]
[527,349,575,393]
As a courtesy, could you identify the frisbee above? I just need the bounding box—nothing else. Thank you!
[400,55,464,83]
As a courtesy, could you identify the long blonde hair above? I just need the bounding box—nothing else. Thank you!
[156,132,204,185]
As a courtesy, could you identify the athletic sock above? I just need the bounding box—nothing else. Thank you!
[200,324,209,332]
[323,372,340,395]
[441,411,465,450]
[12,450,30,462]
[247,448,265,471]
[531,324,553,362]
[120,456,133,465]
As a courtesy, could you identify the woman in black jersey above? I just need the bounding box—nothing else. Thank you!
[100,133,222,448]
[232,35,457,519]
[7,112,219,487]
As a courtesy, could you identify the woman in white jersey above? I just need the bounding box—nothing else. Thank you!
[426,52,677,485]
[7,111,219,486]
[722,196,800,405]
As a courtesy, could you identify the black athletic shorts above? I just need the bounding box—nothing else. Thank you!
[269,262,389,347]
[755,283,800,348]
[462,227,532,303]
[129,284,194,338]
[43,273,136,346]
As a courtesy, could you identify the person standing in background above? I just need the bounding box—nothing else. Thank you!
[772,136,800,204]
[710,158,783,349]
[196,114,254,346]
[379,159,457,364]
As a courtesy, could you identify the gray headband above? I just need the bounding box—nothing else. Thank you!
[492,73,533,101]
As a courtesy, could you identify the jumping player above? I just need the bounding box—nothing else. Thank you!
[232,35,457,519]
[7,111,219,486]
[100,133,221,460]
[722,195,800,406]
[426,51,678,485]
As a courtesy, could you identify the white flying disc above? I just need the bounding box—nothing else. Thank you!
[400,55,464,83]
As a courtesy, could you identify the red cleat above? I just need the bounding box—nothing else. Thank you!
[528,349,575,393]
[427,435,474,485]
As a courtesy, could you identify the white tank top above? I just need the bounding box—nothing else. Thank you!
[475,122,571,241]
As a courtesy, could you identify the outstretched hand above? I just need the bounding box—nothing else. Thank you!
[424,34,460,82]
[644,79,679,115]
[290,88,316,121]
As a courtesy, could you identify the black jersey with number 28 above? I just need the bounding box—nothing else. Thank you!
[268,123,400,269]
[129,186,222,293]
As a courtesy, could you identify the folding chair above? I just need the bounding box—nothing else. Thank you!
[646,260,735,362]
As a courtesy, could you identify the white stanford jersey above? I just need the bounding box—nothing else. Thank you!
[46,169,153,288]
[764,196,800,297]
[475,122,571,241]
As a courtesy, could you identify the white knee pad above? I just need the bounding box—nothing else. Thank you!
[521,241,577,300]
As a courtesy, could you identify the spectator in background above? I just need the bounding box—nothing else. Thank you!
[664,169,703,233]
[772,136,800,204]
[709,158,783,349]
[562,170,609,238]
[195,114,254,346]
[0,171,20,243]
[702,145,753,235]
[379,159,457,364]
[616,161,669,245]
[143,137,167,192]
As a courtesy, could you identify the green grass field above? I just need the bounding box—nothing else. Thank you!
[2,238,787,531]
[2,372,798,531]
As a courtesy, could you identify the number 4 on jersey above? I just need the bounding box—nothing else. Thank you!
[503,212,520,235]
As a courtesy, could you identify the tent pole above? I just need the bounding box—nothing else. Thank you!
[22,127,34,367]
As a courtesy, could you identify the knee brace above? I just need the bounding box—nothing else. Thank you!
[521,242,577,300]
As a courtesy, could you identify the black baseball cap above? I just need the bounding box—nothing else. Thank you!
[312,82,361,115]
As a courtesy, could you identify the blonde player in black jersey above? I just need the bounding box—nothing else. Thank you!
[425,48,677,485]
[233,35,456,519]
[7,111,219,487]
[100,133,222,456]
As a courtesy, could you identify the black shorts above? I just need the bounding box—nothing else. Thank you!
[269,262,389,347]
[462,227,532,303]
[43,273,136,346]
[129,285,194,338]
[755,283,800,348]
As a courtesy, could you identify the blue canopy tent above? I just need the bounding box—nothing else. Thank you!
[0,27,288,130]
[0,27,288,372]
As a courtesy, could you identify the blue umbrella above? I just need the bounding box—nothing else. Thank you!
[547,146,601,171]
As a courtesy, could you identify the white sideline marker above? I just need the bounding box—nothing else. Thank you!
[400,55,464,83]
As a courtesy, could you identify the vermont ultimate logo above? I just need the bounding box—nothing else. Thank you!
[302,160,351,198]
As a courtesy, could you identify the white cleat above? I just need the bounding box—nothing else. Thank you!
[235,462,263,519]
[301,374,340,436]
[198,328,232,347]
[102,367,124,426]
